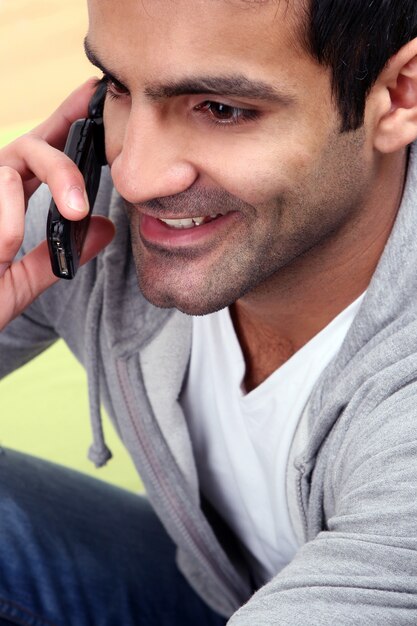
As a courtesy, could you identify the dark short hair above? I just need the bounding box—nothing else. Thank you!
[304,1,417,131]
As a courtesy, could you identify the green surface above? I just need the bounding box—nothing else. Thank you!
[0,340,142,492]
[0,124,141,492]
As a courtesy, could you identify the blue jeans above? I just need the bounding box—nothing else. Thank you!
[0,448,228,626]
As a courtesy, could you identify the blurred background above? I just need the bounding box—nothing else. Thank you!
[0,0,140,492]
[0,0,91,134]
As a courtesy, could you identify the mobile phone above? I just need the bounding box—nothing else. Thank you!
[47,79,107,279]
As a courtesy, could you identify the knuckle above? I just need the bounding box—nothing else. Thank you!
[50,154,84,184]
[51,152,73,170]
[0,166,22,186]
[7,132,31,152]
[1,230,24,257]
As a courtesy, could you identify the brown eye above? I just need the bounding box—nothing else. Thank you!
[110,81,128,96]
[103,75,130,100]
[195,101,237,121]
[194,100,259,126]
[207,102,235,120]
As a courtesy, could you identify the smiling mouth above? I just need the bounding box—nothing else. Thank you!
[158,214,225,229]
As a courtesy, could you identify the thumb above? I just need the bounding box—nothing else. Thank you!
[0,216,115,330]
[79,215,116,266]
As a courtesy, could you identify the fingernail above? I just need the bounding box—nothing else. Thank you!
[66,186,89,213]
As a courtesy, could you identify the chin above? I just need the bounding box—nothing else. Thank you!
[142,290,227,316]
[138,278,238,316]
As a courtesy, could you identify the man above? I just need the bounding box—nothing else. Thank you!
[0,0,417,623]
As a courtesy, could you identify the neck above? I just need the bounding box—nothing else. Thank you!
[232,150,408,392]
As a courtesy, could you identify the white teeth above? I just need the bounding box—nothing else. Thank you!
[159,216,206,229]
[160,217,194,229]
[158,214,225,229]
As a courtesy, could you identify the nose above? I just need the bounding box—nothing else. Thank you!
[109,103,199,204]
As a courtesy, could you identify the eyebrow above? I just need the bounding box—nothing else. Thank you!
[84,37,295,105]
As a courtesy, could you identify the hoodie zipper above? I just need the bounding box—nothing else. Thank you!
[116,358,247,610]
[295,462,309,540]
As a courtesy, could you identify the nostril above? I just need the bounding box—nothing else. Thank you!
[109,152,199,205]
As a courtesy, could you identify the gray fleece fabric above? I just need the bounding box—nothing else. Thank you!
[2,144,417,624]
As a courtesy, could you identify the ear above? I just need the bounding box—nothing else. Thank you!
[373,37,417,153]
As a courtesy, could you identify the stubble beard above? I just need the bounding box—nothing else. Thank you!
[126,189,276,315]
[126,129,369,315]
[127,192,364,316]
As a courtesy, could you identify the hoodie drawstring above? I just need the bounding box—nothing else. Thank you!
[84,269,112,468]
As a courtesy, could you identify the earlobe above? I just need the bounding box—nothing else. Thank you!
[374,38,417,153]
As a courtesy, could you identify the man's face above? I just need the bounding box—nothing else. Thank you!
[86,0,374,315]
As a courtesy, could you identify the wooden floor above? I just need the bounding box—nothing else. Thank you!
[0,0,93,128]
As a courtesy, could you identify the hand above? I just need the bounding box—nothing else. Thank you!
[0,79,115,331]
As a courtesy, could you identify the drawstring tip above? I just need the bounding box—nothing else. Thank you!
[88,443,113,468]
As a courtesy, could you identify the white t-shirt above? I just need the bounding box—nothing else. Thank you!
[181,296,364,584]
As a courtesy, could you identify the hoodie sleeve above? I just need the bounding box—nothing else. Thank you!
[0,305,59,380]
[0,169,113,380]
[0,185,60,380]
[228,386,417,625]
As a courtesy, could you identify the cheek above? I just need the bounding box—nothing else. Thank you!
[202,141,316,208]
[102,100,329,209]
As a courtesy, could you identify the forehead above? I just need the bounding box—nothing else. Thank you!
[87,0,308,80]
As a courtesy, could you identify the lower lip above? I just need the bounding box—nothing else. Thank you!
[139,213,237,248]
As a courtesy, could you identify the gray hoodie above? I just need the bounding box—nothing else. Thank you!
[1,145,417,624]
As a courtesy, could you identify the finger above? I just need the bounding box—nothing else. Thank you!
[79,215,116,265]
[0,216,115,331]
[2,78,100,168]
[34,77,101,148]
[4,135,91,222]
[0,167,25,276]
[0,78,102,220]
